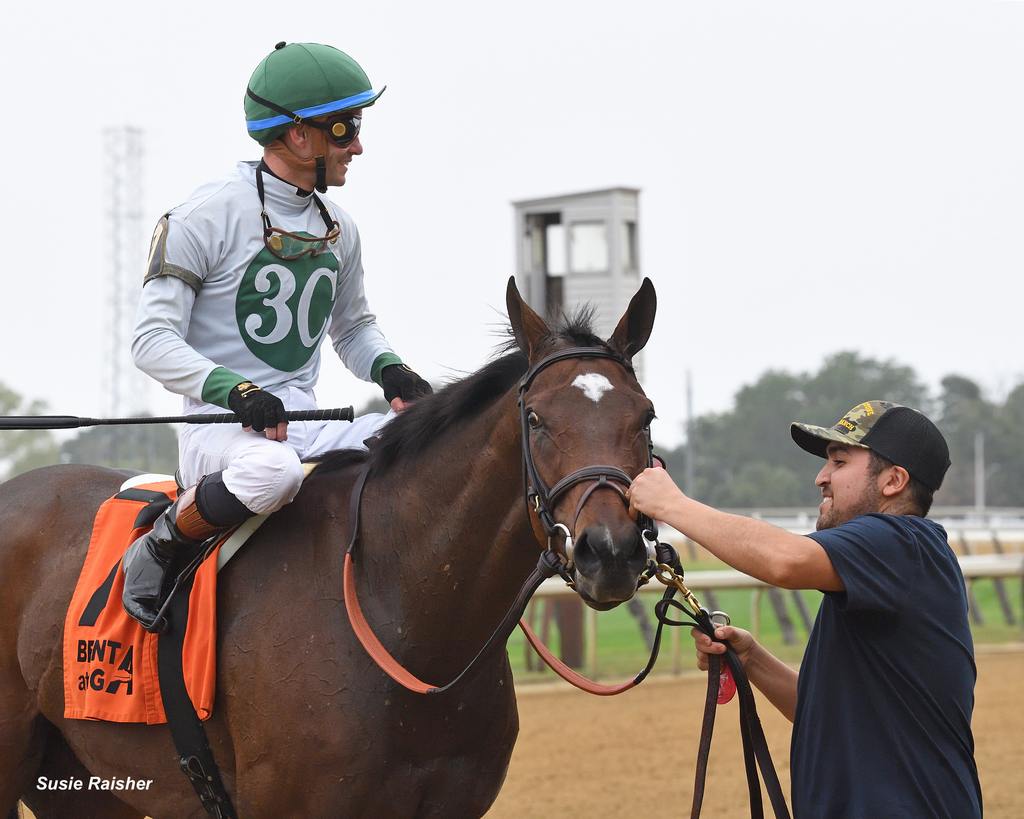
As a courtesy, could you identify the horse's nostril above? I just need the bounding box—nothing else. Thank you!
[572,529,601,574]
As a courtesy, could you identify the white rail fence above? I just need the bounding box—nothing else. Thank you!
[527,541,1024,680]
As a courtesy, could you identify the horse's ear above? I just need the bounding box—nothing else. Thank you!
[506,276,550,359]
[608,277,657,360]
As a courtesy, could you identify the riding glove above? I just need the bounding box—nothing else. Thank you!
[227,381,287,432]
[380,364,433,404]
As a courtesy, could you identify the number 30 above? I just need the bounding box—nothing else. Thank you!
[244,265,336,347]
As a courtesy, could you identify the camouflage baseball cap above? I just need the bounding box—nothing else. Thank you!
[791,400,951,491]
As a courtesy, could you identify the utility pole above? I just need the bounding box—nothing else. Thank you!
[104,125,147,416]
[973,431,985,512]
[103,126,148,462]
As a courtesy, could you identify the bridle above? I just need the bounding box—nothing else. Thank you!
[341,345,791,818]
[342,346,663,695]
[518,346,658,573]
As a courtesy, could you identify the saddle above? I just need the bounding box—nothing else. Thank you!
[63,477,218,724]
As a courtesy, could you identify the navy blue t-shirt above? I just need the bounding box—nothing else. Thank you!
[792,514,982,818]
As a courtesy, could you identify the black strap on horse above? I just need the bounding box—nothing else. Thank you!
[156,549,238,819]
[343,345,668,695]
[651,569,791,819]
[517,346,661,555]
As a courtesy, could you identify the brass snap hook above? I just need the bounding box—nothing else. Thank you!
[654,563,704,617]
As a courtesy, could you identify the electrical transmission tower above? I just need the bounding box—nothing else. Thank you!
[103,125,149,418]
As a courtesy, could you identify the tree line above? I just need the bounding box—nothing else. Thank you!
[2,350,1022,508]
[658,351,1024,508]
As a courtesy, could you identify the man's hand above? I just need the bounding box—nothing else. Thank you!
[692,624,758,672]
[227,382,288,441]
[693,622,799,721]
[627,465,687,521]
[381,364,432,412]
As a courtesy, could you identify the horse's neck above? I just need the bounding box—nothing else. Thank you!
[357,393,538,675]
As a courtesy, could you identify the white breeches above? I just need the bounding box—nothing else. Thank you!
[178,386,393,515]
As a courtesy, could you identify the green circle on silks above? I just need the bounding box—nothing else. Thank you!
[235,244,341,372]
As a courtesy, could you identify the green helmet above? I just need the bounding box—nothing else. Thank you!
[245,42,385,146]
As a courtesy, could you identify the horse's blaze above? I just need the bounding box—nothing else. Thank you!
[571,373,615,403]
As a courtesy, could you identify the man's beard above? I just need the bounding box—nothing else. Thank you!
[816,482,883,530]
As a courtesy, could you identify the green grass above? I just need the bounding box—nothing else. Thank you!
[509,572,1023,684]
[965,576,1023,643]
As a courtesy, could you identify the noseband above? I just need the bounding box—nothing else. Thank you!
[518,346,658,569]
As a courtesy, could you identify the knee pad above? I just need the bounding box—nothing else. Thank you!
[195,471,256,527]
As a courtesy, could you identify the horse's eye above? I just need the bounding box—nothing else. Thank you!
[528,410,541,428]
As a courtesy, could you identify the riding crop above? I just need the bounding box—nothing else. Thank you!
[0,407,355,430]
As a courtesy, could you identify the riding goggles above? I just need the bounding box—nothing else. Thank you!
[262,222,340,261]
[256,164,340,261]
[311,113,362,148]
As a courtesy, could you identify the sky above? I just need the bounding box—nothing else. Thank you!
[2,1,1022,448]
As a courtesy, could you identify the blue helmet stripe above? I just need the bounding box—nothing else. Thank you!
[246,88,382,131]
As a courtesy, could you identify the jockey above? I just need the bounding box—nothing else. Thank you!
[122,42,432,631]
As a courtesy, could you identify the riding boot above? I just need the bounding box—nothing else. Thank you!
[121,481,235,632]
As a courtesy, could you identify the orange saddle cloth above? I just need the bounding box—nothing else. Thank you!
[63,481,221,724]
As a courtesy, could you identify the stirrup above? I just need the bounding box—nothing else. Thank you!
[144,537,221,633]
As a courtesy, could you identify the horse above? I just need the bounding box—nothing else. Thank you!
[0,277,657,818]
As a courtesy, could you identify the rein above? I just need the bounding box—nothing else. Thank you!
[343,347,661,694]
[343,448,573,695]
[341,346,790,817]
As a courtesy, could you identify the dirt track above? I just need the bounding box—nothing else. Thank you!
[17,651,1021,818]
[487,649,1023,818]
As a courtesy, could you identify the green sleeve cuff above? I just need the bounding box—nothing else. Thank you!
[370,353,404,386]
[201,367,249,409]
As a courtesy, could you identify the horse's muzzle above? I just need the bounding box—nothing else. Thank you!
[571,523,648,608]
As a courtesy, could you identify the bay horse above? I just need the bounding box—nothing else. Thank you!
[0,277,657,818]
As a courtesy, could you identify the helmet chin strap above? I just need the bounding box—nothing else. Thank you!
[264,129,330,192]
[314,156,327,193]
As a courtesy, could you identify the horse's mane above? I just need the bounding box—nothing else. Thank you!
[314,307,608,477]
